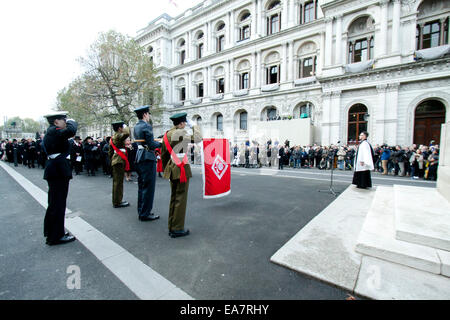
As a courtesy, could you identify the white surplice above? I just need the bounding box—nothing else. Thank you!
[354,140,374,172]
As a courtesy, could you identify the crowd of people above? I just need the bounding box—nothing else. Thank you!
[0,137,440,182]
[228,140,440,181]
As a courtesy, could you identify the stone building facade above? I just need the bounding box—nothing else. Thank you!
[135,0,450,147]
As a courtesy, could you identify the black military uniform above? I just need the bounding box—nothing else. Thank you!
[133,105,162,221]
[42,111,77,245]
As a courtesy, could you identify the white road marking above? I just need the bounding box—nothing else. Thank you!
[0,161,193,300]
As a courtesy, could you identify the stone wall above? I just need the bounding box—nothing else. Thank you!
[437,121,450,202]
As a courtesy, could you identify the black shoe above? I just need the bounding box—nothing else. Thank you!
[139,214,160,221]
[169,229,190,238]
[46,235,76,246]
[113,201,130,208]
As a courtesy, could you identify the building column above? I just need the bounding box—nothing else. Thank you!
[251,0,257,40]
[251,52,257,88]
[172,39,176,66]
[203,67,208,97]
[186,73,191,101]
[281,42,287,82]
[376,84,387,144]
[386,83,399,145]
[225,60,230,93]
[288,40,294,81]
[208,21,213,54]
[230,59,235,92]
[318,31,325,74]
[325,17,333,67]
[289,0,295,28]
[379,0,389,57]
[282,0,288,30]
[230,10,235,47]
[208,67,214,96]
[321,92,332,145]
[392,0,401,54]
[258,0,264,36]
[330,90,341,143]
[335,14,343,65]
[256,50,262,88]
[172,77,177,103]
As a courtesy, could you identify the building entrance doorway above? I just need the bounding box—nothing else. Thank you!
[414,100,446,146]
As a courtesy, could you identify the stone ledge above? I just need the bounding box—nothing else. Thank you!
[394,185,450,251]
[355,186,441,275]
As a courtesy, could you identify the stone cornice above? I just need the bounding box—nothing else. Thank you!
[319,57,450,91]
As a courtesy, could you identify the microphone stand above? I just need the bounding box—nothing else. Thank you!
[318,143,341,197]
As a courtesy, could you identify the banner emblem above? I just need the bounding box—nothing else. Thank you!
[212,154,228,180]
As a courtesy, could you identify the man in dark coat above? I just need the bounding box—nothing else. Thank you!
[133,105,162,221]
[42,111,78,245]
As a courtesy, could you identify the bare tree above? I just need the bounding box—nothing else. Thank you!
[56,30,162,128]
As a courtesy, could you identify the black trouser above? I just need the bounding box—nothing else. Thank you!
[136,160,156,218]
[44,178,70,241]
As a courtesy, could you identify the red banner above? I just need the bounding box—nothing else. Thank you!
[201,139,231,199]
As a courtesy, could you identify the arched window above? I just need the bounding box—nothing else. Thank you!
[347,16,375,64]
[196,116,202,125]
[294,102,314,120]
[239,112,248,130]
[216,23,226,52]
[347,104,368,144]
[239,12,251,41]
[178,39,186,65]
[416,0,450,50]
[414,100,446,145]
[217,114,223,131]
[266,1,281,35]
[266,107,277,120]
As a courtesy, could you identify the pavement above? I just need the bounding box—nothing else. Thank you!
[0,161,434,300]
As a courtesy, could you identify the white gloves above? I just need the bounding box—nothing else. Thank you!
[123,124,127,128]
[187,119,195,128]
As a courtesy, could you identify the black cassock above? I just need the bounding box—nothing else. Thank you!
[43,120,77,242]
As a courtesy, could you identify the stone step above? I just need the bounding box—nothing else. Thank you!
[394,184,450,251]
[355,186,442,275]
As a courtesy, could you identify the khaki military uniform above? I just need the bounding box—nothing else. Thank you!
[108,127,130,206]
[161,125,202,232]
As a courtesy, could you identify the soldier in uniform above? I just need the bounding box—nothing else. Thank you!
[108,121,130,208]
[133,105,162,221]
[161,112,202,238]
[42,111,77,246]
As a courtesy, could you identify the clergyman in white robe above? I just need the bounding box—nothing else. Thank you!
[352,133,374,189]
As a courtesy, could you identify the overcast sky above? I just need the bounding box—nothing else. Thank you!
[0,0,202,124]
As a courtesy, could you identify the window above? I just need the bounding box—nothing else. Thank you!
[180,87,186,101]
[268,0,280,10]
[268,14,280,35]
[423,21,441,49]
[217,35,225,52]
[196,117,202,125]
[304,1,314,24]
[302,58,313,78]
[240,72,249,89]
[267,107,277,120]
[241,25,250,41]
[217,78,225,93]
[217,115,223,131]
[348,37,373,63]
[197,83,204,98]
[267,65,280,84]
[180,50,186,64]
[148,46,153,53]
[198,43,203,59]
[240,112,248,130]
[300,103,311,118]
[217,23,225,31]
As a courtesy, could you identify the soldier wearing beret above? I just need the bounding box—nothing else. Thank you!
[161,112,202,238]
[108,121,131,208]
[42,112,77,245]
[133,106,162,221]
